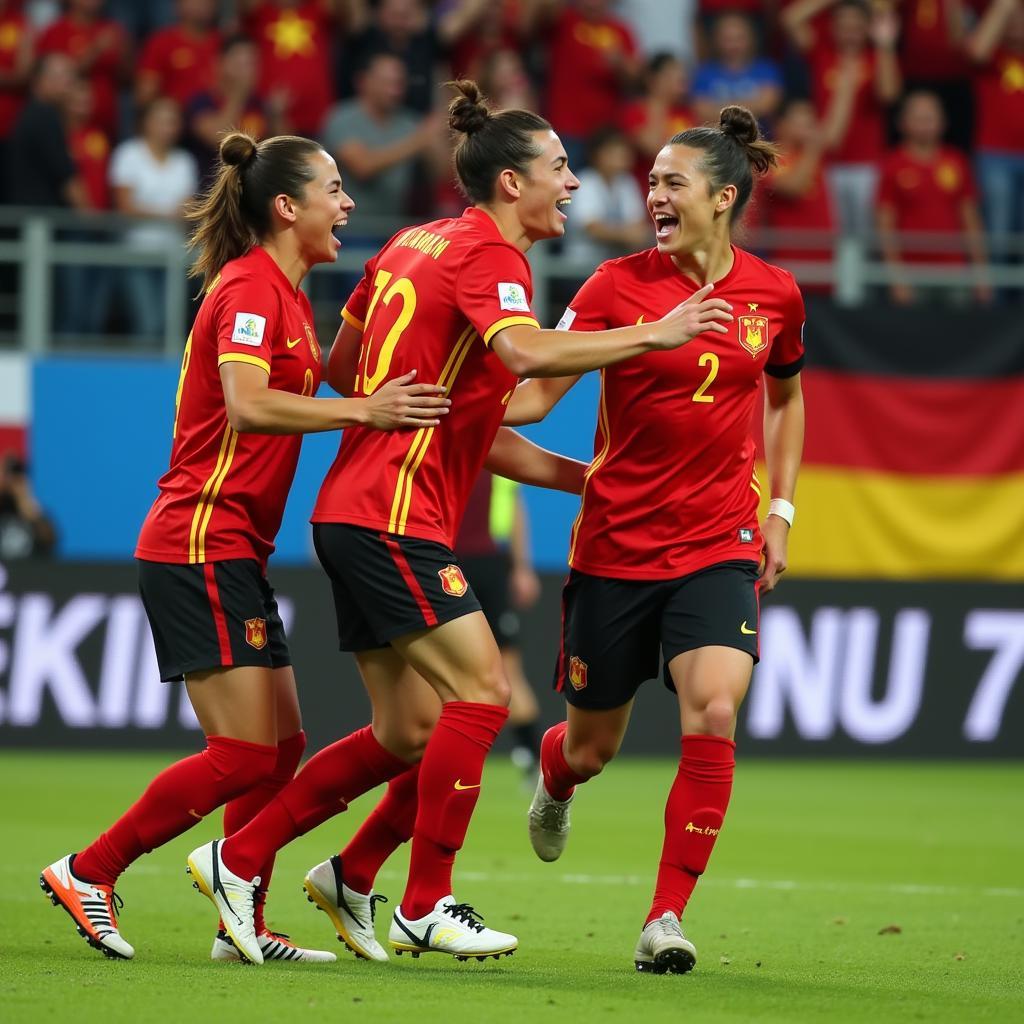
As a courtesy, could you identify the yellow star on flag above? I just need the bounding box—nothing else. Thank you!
[266,9,315,59]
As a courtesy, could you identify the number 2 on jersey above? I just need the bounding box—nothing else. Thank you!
[357,269,418,394]
[692,352,719,403]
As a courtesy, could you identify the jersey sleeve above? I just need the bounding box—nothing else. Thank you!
[558,263,617,333]
[341,263,372,331]
[455,242,540,346]
[765,274,806,378]
[213,274,281,375]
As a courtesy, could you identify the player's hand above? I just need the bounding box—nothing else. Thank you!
[648,283,733,351]
[510,564,542,609]
[362,370,451,430]
[759,514,790,593]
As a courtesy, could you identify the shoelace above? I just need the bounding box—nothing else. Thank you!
[369,893,388,923]
[443,902,485,932]
[106,890,125,921]
[537,799,570,831]
[651,915,683,940]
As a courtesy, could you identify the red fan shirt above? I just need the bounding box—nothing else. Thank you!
[69,124,110,209]
[763,149,834,262]
[136,24,220,108]
[0,9,30,138]
[810,46,886,164]
[136,247,323,568]
[243,1,333,136]
[877,145,975,262]
[900,0,972,81]
[544,8,638,138]
[974,48,1024,153]
[562,246,805,580]
[620,99,697,190]
[313,207,538,547]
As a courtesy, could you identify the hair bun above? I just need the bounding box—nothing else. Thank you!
[719,105,759,148]
[220,131,258,169]
[448,79,490,135]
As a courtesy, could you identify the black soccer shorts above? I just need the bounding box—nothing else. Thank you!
[553,559,761,710]
[137,558,290,682]
[313,523,483,652]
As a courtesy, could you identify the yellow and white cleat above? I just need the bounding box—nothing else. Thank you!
[186,840,262,965]
[389,896,517,961]
[303,856,389,962]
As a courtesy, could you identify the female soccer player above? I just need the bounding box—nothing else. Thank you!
[515,106,806,975]
[39,130,449,964]
[188,79,734,965]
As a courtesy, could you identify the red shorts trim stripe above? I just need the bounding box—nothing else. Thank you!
[382,535,439,628]
[204,563,233,666]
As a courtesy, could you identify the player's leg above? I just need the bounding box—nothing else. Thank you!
[304,653,439,962]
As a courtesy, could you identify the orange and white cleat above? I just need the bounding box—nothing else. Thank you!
[211,928,337,963]
[39,854,134,960]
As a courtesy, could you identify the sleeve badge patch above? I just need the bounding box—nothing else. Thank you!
[498,282,531,312]
[555,307,577,332]
[231,312,267,347]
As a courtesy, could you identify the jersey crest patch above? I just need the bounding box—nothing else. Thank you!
[232,312,266,347]
[438,564,469,597]
[568,655,588,691]
[245,617,268,650]
[498,282,531,312]
[304,322,320,361]
[738,314,769,357]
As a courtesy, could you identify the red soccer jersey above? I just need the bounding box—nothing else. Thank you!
[136,24,220,108]
[810,46,886,164]
[900,0,972,80]
[243,1,333,136]
[0,10,29,138]
[563,246,805,580]
[877,145,975,262]
[974,48,1024,153]
[37,16,127,139]
[313,207,538,547]
[136,247,323,568]
[69,124,110,209]
[763,149,834,262]
[544,9,638,138]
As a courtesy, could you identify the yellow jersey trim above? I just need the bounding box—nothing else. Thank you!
[188,425,238,563]
[341,306,365,331]
[218,352,271,375]
[482,315,540,346]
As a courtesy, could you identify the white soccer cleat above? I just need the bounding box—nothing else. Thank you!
[39,854,135,960]
[527,774,573,862]
[303,856,389,962]
[211,928,337,963]
[186,839,263,965]
[389,896,518,961]
[633,911,697,974]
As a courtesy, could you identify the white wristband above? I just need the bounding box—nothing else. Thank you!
[768,498,795,526]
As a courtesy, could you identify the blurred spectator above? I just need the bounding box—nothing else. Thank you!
[186,34,282,184]
[0,452,57,559]
[0,0,34,201]
[239,0,337,136]
[899,0,976,152]
[617,0,698,68]
[439,0,532,81]
[478,45,538,110]
[322,52,438,224]
[36,0,131,141]
[539,0,641,172]
[67,76,109,210]
[135,0,221,111]
[106,0,177,41]
[7,52,87,207]
[620,51,696,190]
[877,90,989,304]
[783,0,902,237]
[966,0,1024,263]
[110,97,197,340]
[564,125,649,263]
[340,0,441,114]
[692,11,783,125]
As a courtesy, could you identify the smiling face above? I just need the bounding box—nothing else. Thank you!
[510,130,580,243]
[288,150,355,266]
[901,93,944,147]
[647,144,734,254]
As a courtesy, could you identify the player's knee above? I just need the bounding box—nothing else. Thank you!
[205,736,279,797]
[460,660,511,707]
[565,740,616,779]
[700,698,738,738]
[373,717,433,763]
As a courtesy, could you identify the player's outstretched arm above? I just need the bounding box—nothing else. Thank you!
[484,427,586,495]
[220,362,449,435]
[490,283,732,378]
[503,375,581,426]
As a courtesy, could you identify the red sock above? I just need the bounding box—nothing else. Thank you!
[222,726,409,881]
[402,701,508,919]
[74,736,278,886]
[222,730,306,933]
[541,722,588,801]
[646,734,735,925]
[340,763,420,894]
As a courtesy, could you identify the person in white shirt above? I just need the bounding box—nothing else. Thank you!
[564,125,651,265]
[110,96,198,341]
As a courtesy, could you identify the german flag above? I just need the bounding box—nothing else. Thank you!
[760,299,1024,580]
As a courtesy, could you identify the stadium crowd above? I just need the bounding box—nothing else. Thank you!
[0,0,1021,331]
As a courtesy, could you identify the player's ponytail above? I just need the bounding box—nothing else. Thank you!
[447,79,552,204]
[186,131,325,290]
[668,105,780,225]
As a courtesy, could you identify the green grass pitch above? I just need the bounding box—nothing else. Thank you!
[2,752,1022,1023]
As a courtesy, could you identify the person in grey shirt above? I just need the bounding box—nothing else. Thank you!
[321,52,440,226]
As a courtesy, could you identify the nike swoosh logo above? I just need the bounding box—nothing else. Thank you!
[636,315,645,325]
[286,337,302,348]
[740,621,757,635]
[188,809,203,820]
[453,779,480,791]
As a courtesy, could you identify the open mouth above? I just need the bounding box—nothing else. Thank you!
[555,197,572,221]
[330,220,347,248]
[653,213,679,240]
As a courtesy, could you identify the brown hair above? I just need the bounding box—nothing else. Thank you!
[185,131,325,290]
[447,79,552,204]
[668,105,780,224]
